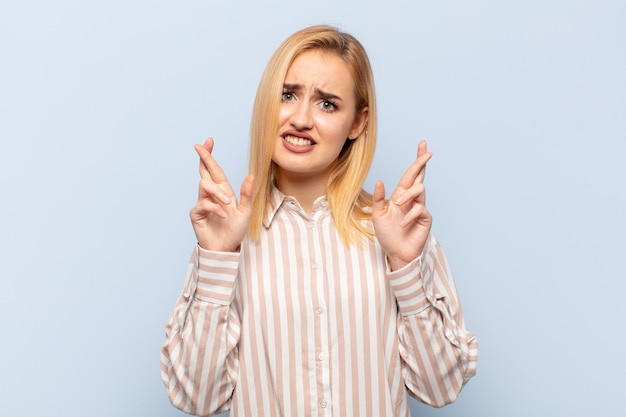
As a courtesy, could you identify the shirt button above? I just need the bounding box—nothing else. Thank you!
[320,201,328,208]
[308,222,315,229]
[316,306,324,315]
[320,399,328,408]
[317,352,325,361]
[311,262,320,270]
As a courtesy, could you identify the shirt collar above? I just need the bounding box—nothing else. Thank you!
[263,187,286,228]
[263,186,329,228]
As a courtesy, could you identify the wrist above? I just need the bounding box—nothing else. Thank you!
[387,255,409,272]
[197,242,240,253]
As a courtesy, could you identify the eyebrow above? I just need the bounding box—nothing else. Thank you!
[282,83,343,101]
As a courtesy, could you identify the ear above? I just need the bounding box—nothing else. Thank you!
[348,107,369,140]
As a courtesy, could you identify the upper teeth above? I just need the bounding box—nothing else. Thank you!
[284,135,313,146]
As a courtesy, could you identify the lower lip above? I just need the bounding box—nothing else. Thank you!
[282,138,315,153]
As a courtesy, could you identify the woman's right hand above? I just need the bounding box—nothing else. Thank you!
[190,137,254,252]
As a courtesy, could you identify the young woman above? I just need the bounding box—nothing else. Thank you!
[161,25,477,417]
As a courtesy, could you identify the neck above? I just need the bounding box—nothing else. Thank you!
[274,169,329,215]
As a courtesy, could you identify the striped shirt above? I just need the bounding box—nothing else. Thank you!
[161,188,477,417]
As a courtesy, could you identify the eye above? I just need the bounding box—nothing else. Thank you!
[319,99,338,112]
[281,92,295,102]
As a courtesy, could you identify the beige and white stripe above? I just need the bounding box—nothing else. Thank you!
[161,188,477,417]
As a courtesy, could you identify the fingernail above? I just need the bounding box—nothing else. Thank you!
[395,193,405,204]
[222,194,231,203]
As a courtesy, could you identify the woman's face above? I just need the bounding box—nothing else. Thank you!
[272,49,367,184]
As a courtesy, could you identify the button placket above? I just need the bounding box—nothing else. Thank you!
[307,205,331,414]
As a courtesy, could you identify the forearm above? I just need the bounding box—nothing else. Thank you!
[388,235,478,406]
[160,246,241,416]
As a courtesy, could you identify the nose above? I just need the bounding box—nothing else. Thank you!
[290,101,313,130]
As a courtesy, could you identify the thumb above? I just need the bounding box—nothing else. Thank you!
[372,180,386,216]
[238,175,255,211]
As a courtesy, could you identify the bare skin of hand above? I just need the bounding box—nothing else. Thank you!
[372,140,433,271]
[189,137,254,252]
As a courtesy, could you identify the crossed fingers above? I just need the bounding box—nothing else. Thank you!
[194,138,235,217]
[393,140,432,206]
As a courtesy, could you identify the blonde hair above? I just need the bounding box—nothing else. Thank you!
[248,25,377,245]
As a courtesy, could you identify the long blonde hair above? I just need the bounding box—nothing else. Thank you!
[248,25,377,245]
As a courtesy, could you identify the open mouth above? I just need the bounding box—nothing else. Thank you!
[283,135,315,147]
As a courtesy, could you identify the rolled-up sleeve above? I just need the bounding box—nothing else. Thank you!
[160,245,241,417]
[388,235,478,407]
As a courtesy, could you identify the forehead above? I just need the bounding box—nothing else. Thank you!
[284,49,354,90]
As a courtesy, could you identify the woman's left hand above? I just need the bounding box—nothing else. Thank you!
[372,140,433,271]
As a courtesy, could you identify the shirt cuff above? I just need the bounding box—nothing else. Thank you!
[388,254,430,316]
[193,244,240,305]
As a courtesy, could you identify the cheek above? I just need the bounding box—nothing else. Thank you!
[277,107,289,128]
[316,117,353,142]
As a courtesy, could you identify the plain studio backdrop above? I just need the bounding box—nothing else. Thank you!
[1,1,624,416]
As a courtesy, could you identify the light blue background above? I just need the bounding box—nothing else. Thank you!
[1,1,625,416]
